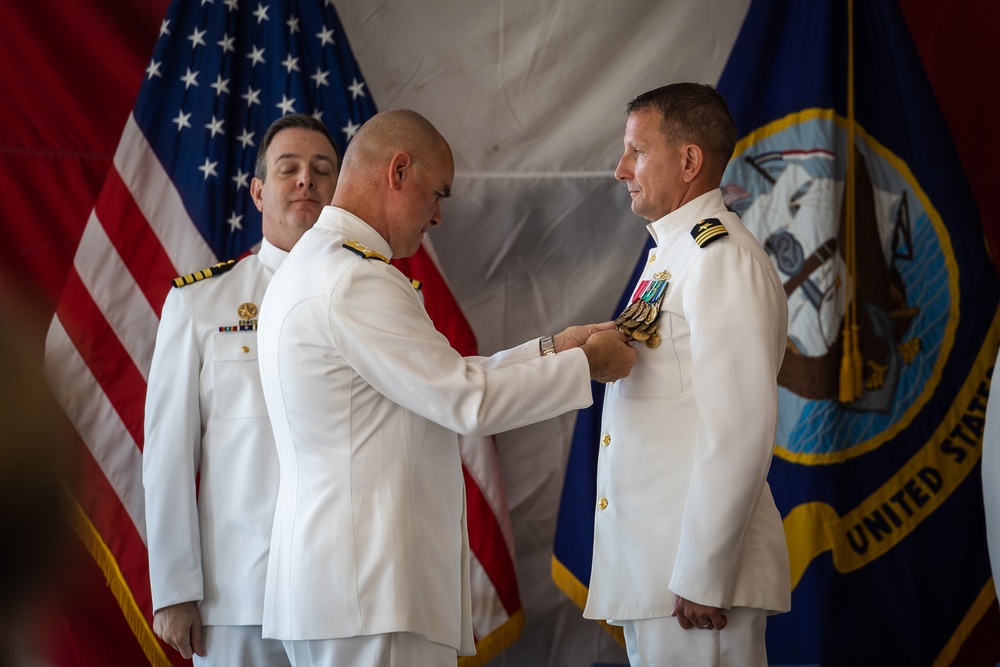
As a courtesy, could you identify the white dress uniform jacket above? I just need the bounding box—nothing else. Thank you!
[584,189,792,621]
[260,207,592,654]
[257,207,593,654]
[144,239,287,625]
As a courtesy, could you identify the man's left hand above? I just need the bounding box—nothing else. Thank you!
[672,596,728,631]
[553,321,617,353]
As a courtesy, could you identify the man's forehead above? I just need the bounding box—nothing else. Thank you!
[270,128,337,157]
[625,110,667,141]
[272,151,335,161]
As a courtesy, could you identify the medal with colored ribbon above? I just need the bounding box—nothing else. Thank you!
[614,270,670,348]
[219,302,259,355]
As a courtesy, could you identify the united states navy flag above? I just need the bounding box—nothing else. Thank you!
[719,0,999,663]
[553,1,1000,664]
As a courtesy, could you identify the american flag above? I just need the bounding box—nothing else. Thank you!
[43,0,521,664]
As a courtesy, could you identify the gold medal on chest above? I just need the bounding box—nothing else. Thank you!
[614,269,671,349]
[237,302,258,319]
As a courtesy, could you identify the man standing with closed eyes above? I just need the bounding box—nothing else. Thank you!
[143,114,340,666]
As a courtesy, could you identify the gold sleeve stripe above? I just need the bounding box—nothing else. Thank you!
[690,218,729,248]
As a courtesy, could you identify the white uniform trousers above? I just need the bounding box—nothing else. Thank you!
[282,632,457,667]
[193,625,291,667]
[619,607,767,667]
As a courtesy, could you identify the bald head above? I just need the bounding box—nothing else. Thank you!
[333,109,455,258]
[340,109,450,176]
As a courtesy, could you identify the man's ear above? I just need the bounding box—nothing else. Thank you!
[681,144,703,184]
[250,177,265,212]
[389,151,412,191]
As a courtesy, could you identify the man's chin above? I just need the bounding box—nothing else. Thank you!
[288,208,322,225]
[630,202,659,222]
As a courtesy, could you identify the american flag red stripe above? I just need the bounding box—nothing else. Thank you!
[464,465,520,615]
[94,170,178,312]
[55,271,148,446]
[43,2,525,665]
[46,318,145,529]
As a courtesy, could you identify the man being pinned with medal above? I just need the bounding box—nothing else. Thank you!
[583,83,792,667]
[143,114,340,666]
[256,109,637,667]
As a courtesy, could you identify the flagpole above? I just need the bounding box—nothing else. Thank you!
[839,0,862,403]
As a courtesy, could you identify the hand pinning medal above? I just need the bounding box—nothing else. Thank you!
[615,270,670,348]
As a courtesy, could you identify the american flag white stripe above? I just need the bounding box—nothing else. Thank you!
[74,213,160,380]
[469,553,511,635]
[44,318,147,537]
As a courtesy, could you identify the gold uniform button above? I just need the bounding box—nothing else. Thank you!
[241,345,250,354]
[602,434,611,446]
[598,497,609,510]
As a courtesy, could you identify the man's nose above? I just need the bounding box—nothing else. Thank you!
[297,170,315,189]
[614,155,630,181]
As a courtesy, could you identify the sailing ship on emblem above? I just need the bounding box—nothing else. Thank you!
[725,146,920,413]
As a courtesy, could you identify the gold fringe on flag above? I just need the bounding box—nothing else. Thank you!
[65,484,170,667]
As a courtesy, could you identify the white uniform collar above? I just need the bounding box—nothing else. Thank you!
[646,188,725,245]
[315,206,395,260]
[257,236,290,272]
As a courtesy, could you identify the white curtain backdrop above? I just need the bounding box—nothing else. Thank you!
[333,3,752,664]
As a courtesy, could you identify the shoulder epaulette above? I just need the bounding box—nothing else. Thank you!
[343,240,389,264]
[690,218,728,248]
[410,278,422,291]
[171,259,237,288]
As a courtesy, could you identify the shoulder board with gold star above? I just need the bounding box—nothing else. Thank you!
[171,259,237,288]
[343,241,389,264]
[690,218,728,248]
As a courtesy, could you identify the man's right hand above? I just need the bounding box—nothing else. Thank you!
[153,601,205,660]
[581,329,637,382]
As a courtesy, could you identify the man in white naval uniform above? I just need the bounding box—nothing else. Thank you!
[583,84,791,666]
[257,109,637,667]
[143,114,340,665]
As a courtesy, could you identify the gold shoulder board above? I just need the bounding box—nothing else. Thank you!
[343,241,389,264]
[171,259,237,288]
[690,218,728,248]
